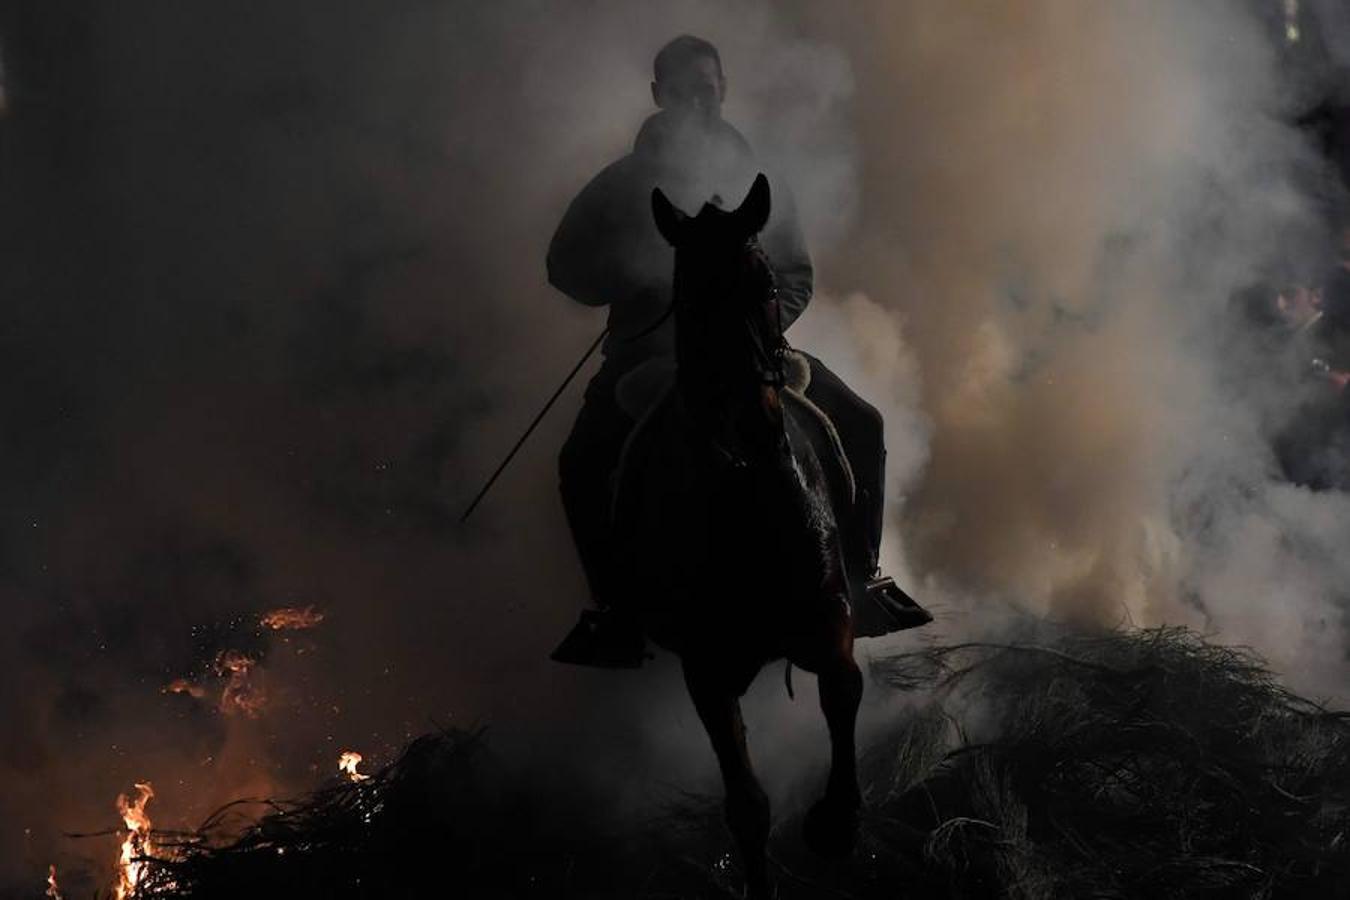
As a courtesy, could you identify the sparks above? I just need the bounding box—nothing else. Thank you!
[115,783,155,900]
[338,751,369,782]
[259,605,325,631]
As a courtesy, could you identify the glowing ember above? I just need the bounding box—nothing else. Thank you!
[163,678,206,699]
[214,650,266,717]
[115,783,155,900]
[260,605,325,631]
[46,864,63,900]
[338,751,369,782]
[214,649,255,675]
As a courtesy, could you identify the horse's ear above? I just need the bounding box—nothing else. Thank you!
[652,188,687,246]
[735,173,771,236]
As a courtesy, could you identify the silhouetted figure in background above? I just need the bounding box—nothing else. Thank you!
[1286,243,1350,488]
[1238,229,1350,490]
[549,36,891,665]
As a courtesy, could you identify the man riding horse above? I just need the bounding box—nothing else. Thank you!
[549,35,911,667]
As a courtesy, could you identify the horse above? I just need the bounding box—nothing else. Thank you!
[611,173,863,899]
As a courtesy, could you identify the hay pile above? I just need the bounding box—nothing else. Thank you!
[865,626,1350,899]
[133,729,730,899]
[128,626,1350,899]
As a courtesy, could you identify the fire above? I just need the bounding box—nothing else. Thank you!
[214,650,266,717]
[260,605,325,631]
[338,751,369,782]
[115,783,155,900]
[46,864,63,900]
[165,651,266,715]
[163,678,206,699]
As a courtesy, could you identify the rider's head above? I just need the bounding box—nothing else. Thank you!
[652,35,725,126]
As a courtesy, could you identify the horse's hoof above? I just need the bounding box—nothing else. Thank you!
[802,795,859,859]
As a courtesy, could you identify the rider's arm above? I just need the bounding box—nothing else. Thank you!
[547,160,650,307]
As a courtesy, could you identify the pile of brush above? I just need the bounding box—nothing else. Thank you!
[133,728,732,899]
[865,625,1350,899]
[130,625,1350,899]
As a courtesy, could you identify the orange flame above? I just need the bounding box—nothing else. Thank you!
[46,864,63,900]
[260,606,325,631]
[215,650,256,675]
[163,678,206,699]
[338,751,369,782]
[214,650,266,717]
[115,782,154,900]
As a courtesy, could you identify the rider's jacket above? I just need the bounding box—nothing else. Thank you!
[547,110,814,374]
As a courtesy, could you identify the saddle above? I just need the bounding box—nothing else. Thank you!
[610,349,856,511]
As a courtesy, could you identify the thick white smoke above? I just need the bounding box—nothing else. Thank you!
[789,2,1350,700]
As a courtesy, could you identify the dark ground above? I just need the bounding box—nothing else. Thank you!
[122,625,1350,900]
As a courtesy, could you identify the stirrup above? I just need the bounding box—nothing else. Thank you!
[550,608,648,669]
[857,574,933,635]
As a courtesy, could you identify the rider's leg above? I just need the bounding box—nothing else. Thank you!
[558,368,635,607]
[799,354,886,571]
[795,355,930,633]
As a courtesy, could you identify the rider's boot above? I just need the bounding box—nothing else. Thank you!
[853,480,931,633]
[551,604,648,669]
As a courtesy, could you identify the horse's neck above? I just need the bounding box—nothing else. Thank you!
[674,350,785,461]
[675,305,755,404]
[670,256,786,456]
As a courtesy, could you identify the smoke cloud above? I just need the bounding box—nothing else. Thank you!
[1,0,1347,894]
[799,1,1350,690]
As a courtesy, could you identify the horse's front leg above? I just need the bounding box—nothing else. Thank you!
[802,589,863,858]
[683,662,773,900]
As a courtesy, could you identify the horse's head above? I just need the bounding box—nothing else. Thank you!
[651,174,782,414]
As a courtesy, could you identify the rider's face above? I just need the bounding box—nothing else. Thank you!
[653,56,725,125]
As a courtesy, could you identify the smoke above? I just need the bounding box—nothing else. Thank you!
[791,1,1350,692]
[1,0,1348,894]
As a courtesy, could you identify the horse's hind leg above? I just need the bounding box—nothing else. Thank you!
[803,624,863,858]
[683,662,773,900]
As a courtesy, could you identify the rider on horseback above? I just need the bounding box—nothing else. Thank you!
[549,35,905,666]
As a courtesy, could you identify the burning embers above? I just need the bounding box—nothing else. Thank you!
[77,605,333,896]
[215,649,266,717]
[260,605,325,631]
[115,783,155,900]
[162,651,266,716]
[90,754,372,897]
[161,604,326,718]
[338,750,369,782]
[163,678,206,700]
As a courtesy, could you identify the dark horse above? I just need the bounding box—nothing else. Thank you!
[613,174,862,899]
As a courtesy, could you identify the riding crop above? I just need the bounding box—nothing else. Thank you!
[460,326,609,522]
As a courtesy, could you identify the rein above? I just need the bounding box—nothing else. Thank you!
[761,284,788,387]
